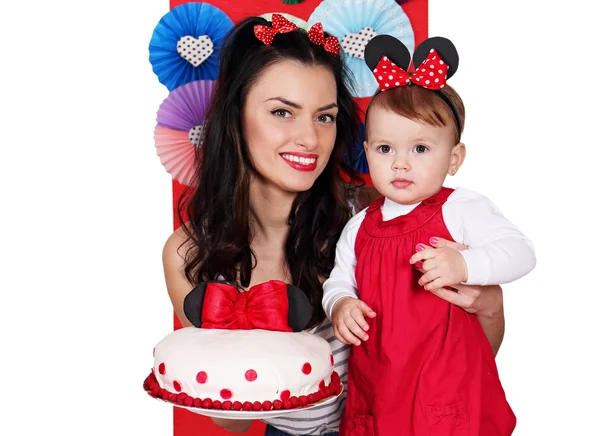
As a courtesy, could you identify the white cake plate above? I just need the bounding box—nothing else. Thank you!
[157,386,343,420]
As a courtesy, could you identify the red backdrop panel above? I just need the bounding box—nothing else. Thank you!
[166,1,428,434]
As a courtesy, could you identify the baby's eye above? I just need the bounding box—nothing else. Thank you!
[414,145,428,153]
[377,145,392,154]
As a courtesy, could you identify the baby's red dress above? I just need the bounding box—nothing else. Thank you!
[339,187,516,436]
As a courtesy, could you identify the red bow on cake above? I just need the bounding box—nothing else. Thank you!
[201,281,292,332]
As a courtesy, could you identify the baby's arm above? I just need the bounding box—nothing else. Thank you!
[323,210,376,346]
[411,188,536,288]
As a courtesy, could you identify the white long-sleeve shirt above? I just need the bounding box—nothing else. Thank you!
[322,187,536,319]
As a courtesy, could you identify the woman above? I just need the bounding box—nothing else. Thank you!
[162,15,505,436]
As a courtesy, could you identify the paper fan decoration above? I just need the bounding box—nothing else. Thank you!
[155,80,215,186]
[149,2,233,91]
[260,13,308,30]
[308,0,414,98]
[344,122,369,174]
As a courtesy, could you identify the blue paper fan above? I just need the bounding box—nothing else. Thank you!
[149,2,234,91]
[308,0,414,98]
[344,122,369,174]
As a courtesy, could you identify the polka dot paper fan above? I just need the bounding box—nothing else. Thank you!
[155,80,215,186]
[149,2,233,91]
[308,0,414,97]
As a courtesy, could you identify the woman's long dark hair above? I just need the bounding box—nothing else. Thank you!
[177,16,363,327]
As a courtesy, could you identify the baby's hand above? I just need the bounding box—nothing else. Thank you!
[409,243,468,290]
[331,297,376,346]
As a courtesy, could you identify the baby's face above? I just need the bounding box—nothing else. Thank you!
[364,106,464,205]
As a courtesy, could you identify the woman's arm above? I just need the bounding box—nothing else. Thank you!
[162,227,254,432]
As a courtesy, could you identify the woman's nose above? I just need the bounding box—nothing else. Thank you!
[294,119,319,150]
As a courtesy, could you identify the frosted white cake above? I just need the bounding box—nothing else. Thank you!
[144,327,341,411]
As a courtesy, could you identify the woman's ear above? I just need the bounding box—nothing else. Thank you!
[448,142,466,176]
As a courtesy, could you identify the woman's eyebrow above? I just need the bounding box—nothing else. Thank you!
[265,97,338,112]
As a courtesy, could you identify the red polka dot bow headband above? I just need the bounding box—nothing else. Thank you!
[254,14,298,46]
[254,14,340,56]
[183,280,313,332]
[364,35,459,92]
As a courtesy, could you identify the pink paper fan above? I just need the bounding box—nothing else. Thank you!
[154,125,201,186]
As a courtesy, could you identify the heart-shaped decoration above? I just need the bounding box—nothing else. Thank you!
[341,27,377,59]
[177,35,214,67]
[188,125,205,147]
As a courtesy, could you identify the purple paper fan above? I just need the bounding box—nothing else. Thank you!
[156,80,215,132]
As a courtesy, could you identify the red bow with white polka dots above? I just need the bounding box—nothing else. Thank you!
[307,22,340,56]
[374,49,448,91]
[254,14,298,47]
[201,281,293,332]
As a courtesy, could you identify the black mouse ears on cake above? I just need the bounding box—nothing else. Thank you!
[183,280,313,332]
[364,35,459,91]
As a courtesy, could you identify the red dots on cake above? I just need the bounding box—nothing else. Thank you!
[201,398,213,409]
[213,400,222,409]
[302,362,312,374]
[196,371,208,384]
[273,400,283,410]
[252,401,262,411]
[245,369,257,382]
[220,389,233,400]
[262,400,272,411]
[173,381,182,392]
[233,401,243,411]
[222,400,232,410]
[193,398,202,407]
[242,401,253,411]
[290,396,299,408]
[158,363,166,375]
[183,397,193,407]
[330,354,334,366]
[299,395,308,406]
[319,379,326,390]
[176,393,187,404]
[280,390,291,402]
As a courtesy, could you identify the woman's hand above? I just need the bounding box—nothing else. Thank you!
[413,237,505,355]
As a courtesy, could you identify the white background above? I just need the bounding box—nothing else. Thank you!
[1,0,597,434]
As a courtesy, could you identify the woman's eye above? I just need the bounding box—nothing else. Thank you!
[378,145,392,154]
[317,114,336,123]
[415,145,428,153]
[272,109,291,118]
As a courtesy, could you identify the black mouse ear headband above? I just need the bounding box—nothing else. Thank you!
[364,35,461,137]
[364,35,459,91]
[183,280,313,332]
